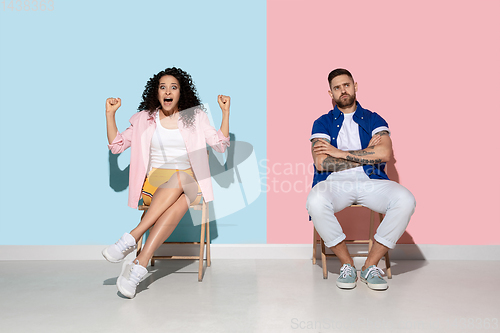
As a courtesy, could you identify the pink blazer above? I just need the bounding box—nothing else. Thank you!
[108,110,230,208]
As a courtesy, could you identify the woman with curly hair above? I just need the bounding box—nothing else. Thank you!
[102,67,230,298]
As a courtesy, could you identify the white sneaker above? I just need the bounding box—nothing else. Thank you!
[117,259,148,299]
[102,233,137,263]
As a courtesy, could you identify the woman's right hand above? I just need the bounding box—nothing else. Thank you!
[106,97,121,115]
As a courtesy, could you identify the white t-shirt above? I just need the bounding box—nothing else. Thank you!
[336,112,364,174]
[149,112,191,170]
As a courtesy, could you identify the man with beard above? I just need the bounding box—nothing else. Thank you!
[306,68,416,290]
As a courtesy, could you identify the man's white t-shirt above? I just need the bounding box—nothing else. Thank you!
[336,112,364,174]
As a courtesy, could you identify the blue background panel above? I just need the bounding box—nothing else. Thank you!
[0,0,266,245]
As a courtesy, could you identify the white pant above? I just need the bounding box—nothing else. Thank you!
[306,170,416,249]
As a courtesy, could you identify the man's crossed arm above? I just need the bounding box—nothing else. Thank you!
[311,130,392,172]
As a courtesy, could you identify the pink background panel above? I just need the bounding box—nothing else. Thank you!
[267,0,500,245]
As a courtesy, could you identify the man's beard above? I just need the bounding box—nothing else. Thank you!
[335,93,356,108]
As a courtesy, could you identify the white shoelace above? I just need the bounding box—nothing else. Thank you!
[128,261,143,286]
[339,264,355,278]
[365,266,384,279]
[116,238,135,254]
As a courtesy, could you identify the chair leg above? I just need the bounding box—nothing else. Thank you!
[312,227,317,265]
[321,238,328,279]
[198,205,207,282]
[385,251,392,279]
[136,236,143,257]
[368,211,375,252]
[205,203,211,267]
[136,211,147,257]
[147,226,154,266]
[375,213,392,278]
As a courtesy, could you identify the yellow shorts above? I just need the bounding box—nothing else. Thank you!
[141,168,202,207]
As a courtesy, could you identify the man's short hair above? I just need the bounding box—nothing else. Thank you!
[328,68,354,86]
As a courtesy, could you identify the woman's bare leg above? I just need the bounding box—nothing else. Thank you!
[135,194,189,267]
[129,186,183,242]
[130,171,199,242]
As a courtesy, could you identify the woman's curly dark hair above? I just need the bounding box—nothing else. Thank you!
[138,67,205,128]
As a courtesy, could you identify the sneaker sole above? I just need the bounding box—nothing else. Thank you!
[116,262,135,299]
[360,278,388,290]
[336,281,356,289]
[101,248,124,263]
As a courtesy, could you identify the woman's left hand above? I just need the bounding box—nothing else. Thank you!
[218,95,230,115]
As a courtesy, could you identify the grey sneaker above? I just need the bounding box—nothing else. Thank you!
[102,233,137,263]
[360,265,388,290]
[336,263,357,289]
[117,259,148,299]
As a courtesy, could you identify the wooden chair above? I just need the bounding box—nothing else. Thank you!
[312,204,392,279]
[136,200,211,282]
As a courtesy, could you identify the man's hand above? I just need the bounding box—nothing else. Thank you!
[311,131,391,172]
[312,139,346,159]
[345,132,393,164]
[368,134,381,147]
[313,134,381,160]
[311,138,361,172]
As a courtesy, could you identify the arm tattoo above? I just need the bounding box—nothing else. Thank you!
[322,156,361,172]
[344,131,388,163]
[346,156,382,164]
[311,138,329,147]
[312,138,361,172]
[375,130,389,136]
[348,146,375,156]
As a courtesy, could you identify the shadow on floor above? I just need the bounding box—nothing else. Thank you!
[315,257,429,279]
[138,260,205,291]
[103,260,205,297]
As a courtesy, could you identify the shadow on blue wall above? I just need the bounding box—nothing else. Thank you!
[108,151,129,192]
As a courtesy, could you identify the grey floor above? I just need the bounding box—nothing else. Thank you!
[1,259,499,333]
